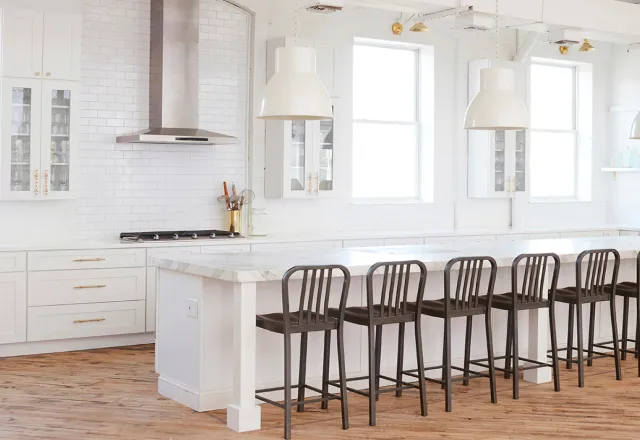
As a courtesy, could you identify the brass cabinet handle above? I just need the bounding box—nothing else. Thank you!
[308,172,312,195]
[315,173,319,194]
[74,284,106,289]
[73,318,105,324]
[34,169,39,196]
[45,72,51,77]
[72,257,106,263]
[35,72,41,77]
[44,169,49,196]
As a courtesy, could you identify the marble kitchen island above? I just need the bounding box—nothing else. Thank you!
[151,236,640,433]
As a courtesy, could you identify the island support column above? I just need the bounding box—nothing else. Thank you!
[524,267,552,384]
[227,281,261,432]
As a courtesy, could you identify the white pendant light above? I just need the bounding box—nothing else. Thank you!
[258,46,332,120]
[464,68,529,130]
[630,112,640,139]
[464,0,529,131]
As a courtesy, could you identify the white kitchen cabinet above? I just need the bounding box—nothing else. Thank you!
[0,78,78,200]
[264,37,338,199]
[467,59,527,199]
[0,272,27,344]
[343,238,385,248]
[1,9,81,81]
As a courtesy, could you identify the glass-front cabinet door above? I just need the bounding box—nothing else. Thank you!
[315,113,334,196]
[514,130,526,193]
[493,130,506,194]
[1,79,42,199]
[41,80,76,198]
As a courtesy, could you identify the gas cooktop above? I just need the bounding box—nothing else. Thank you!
[120,229,240,243]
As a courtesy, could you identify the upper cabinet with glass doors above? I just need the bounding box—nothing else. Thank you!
[0,8,81,200]
[264,37,339,199]
[467,59,527,199]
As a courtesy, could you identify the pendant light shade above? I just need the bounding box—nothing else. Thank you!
[410,22,429,32]
[630,112,640,139]
[258,46,333,121]
[464,68,530,130]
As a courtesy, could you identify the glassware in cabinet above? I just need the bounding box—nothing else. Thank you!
[317,117,334,192]
[289,120,307,192]
[47,88,72,194]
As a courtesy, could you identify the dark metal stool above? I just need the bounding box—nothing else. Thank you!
[407,256,498,412]
[472,253,561,399]
[328,260,428,427]
[550,249,622,388]
[255,265,350,440]
[599,251,640,376]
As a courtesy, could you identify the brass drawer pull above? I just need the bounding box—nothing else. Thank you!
[74,284,106,289]
[72,258,105,263]
[73,318,105,324]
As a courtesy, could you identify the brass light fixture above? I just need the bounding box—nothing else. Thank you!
[559,45,569,55]
[579,39,595,52]
[410,21,429,32]
[392,21,404,35]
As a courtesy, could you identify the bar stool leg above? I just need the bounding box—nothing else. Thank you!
[567,304,575,370]
[610,296,622,381]
[297,333,308,412]
[414,318,427,416]
[511,308,519,400]
[320,330,331,410]
[549,304,561,392]
[374,325,383,401]
[576,303,585,388]
[284,332,292,440]
[337,325,349,430]
[444,317,452,412]
[367,324,377,426]
[636,296,640,376]
[504,310,513,379]
[463,316,473,386]
[622,296,630,361]
[485,310,497,404]
[396,323,406,398]
[587,303,596,367]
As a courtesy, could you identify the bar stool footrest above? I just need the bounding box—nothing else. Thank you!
[326,372,420,398]
[255,383,342,410]
[547,346,616,362]
[593,340,638,355]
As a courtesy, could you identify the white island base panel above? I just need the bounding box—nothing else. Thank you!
[154,238,640,433]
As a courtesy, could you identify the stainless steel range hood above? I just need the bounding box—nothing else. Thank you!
[116,0,236,145]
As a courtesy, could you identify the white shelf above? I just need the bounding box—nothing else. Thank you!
[601,168,640,172]
[51,105,70,109]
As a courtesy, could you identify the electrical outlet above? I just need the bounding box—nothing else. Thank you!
[187,298,198,319]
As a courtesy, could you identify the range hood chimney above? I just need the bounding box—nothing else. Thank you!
[116,0,237,145]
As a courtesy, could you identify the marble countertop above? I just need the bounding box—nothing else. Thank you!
[150,236,640,283]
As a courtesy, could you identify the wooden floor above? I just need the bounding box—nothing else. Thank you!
[1,345,640,440]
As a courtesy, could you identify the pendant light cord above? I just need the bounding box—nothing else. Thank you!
[293,0,300,39]
[495,0,499,60]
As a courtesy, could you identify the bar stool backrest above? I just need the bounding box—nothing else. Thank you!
[365,260,427,322]
[282,265,351,331]
[576,249,620,299]
[444,256,497,312]
[512,253,561,304]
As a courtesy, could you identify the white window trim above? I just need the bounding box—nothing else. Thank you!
[351,38,434,203]
[528,57,592,203]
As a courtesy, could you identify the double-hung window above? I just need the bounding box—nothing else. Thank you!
[352,40,423,200]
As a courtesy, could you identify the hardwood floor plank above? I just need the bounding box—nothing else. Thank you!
[2,345,640,439]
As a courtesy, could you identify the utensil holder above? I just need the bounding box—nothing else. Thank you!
[226,209,242,234]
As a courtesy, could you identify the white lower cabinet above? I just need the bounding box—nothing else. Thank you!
[384,237,424,246]
[251,240,342,251]
[343,238,385,248]
[0,272,27,344]
[27,300,146,342]
[29,248,146,271]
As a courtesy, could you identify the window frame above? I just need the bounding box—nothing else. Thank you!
[528,58,581,202]
[351,39,424,202]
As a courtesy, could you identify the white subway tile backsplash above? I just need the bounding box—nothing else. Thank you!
[78,0,249,237]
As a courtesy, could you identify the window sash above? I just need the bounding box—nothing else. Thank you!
[530,62,578,132]
[529,129,578,199]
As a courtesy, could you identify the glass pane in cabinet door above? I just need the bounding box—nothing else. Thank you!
[49,89,71,193]
[515,130,526,192]
[494,130,505,192]
[290,120,306,191]
[318,118,333,191]
[10,88,33,192]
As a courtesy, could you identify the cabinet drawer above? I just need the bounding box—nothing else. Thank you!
[0,252,26,272]
[28,268,146,307]
[28,300,146,342]
[343,239,385,248]
[251,241,342,251]
[200,244,251,254]
[384,237,424,246]
[29,249,146,271]
[147,247,201,264]
[560,231,603,239]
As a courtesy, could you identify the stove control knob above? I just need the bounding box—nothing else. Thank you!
[172,233,179,240]
[191,233,198,239]
[153,234,160,240]
[229,232,235,238]
[209,233,216,239]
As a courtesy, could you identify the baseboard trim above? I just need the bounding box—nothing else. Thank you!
[0,333,155,357]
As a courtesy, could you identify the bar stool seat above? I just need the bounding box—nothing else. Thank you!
[480,293,550,310]
[329,304,413,326]
[257,312,336,334]
[604,282,637,296]
[416,299,486,318]
[555,286,614,304]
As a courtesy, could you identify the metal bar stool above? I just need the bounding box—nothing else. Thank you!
[255,265,351,440]
[407,256,498,412]
[327,260,428,427]
[550,249,622,388]
[471,253,561,399]
[597,251,640,377]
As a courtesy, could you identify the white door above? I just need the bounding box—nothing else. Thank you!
[1,78,43,200]
[41,80,78,199]
[1,9,43,79]
[0,272,27,344]
[42,12,82,81]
